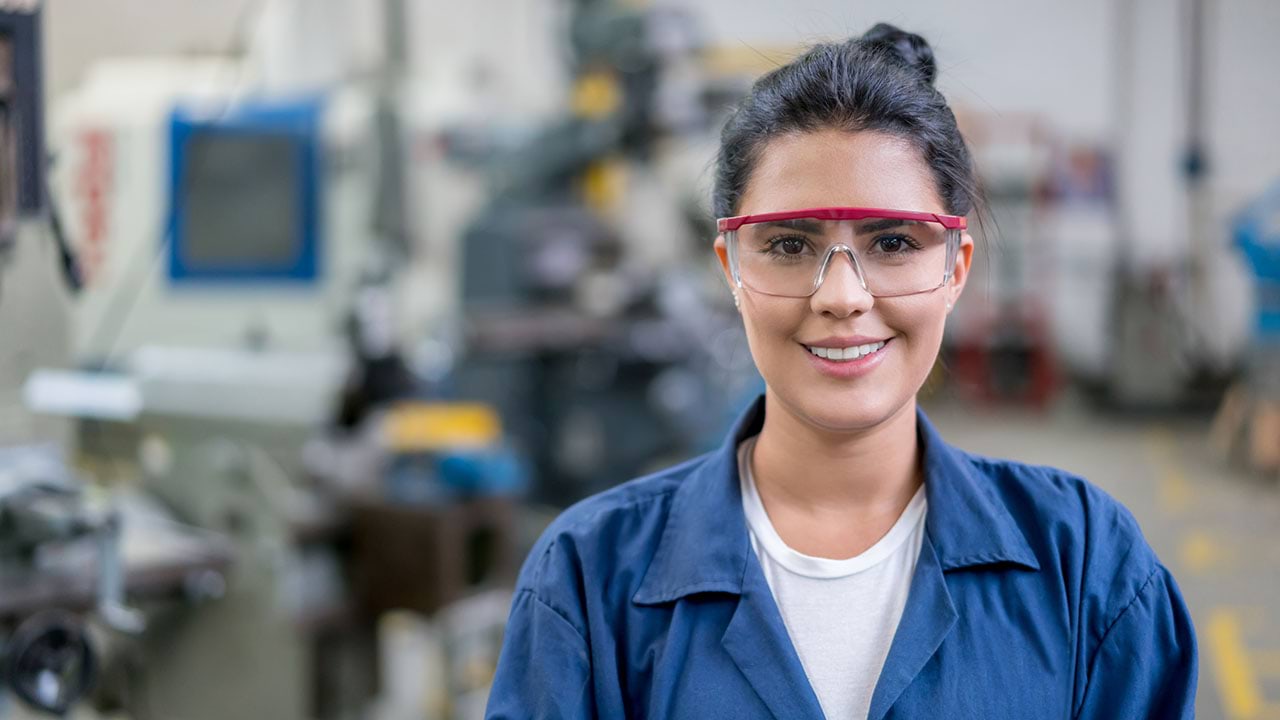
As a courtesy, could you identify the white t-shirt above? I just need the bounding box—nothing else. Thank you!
[738,436,927,720]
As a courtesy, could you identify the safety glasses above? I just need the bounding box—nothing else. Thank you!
[717,207,966,299]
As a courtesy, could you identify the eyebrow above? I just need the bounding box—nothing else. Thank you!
[755,218,825,233]
[854,218,925,233]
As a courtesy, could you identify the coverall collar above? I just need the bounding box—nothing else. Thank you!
[633,394,1040,606]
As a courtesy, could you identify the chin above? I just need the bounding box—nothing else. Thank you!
[781,383,911,435]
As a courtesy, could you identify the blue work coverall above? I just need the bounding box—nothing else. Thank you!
[487,396,1198,719]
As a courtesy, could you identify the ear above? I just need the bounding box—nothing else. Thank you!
[947,232,975,309]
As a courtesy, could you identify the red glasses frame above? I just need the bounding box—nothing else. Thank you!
[716,206,967,233]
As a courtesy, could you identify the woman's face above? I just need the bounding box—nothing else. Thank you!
[715,129,974,434]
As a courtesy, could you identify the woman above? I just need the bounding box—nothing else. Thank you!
[487,24,1197,720]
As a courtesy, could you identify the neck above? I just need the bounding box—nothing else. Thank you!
[751,389,922,518]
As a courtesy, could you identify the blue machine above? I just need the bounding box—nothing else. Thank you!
[167,99,323,284]
[386,447,528,505]
[1233,179,1280,342]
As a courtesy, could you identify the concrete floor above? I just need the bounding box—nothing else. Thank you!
[927,398,1280,720]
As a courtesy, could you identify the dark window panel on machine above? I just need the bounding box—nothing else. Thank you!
[0,2,45,289]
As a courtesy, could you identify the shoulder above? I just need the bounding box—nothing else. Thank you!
[962,449,1154,559]
[513,452,708,608]
[951,456,1201,714]
[958,450,1165,613]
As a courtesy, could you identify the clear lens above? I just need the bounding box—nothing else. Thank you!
[729,216,956,298]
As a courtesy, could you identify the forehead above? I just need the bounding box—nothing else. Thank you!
[737,129,945,215]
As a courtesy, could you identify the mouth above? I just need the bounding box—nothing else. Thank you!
[802,339,890,363]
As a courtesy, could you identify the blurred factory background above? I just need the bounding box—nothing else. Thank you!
[0,0,1277,718]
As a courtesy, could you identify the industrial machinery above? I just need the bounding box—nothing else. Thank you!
[11,0,387,714]
[0,7,103,716]
[0,444,233,718]
[449,0,753,506]
[0,445,116,717]
[23,0,532,715]
[8,0,758,715]
[1,9,244,719]
[943,114,1060,409]
[54,70,375,365]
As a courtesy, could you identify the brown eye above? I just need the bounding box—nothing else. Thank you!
[876,236,905,253]
[779,238,806,254]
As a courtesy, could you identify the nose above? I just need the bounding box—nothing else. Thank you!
[810,249,873,318]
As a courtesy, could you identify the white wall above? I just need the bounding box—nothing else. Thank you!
[694,0,1118,135]
[43,0,260,98]
[1210,0,1280,207]
[404,0,568,118]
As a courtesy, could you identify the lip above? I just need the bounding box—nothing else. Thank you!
[800,337,892,379]
[801,335,893,348]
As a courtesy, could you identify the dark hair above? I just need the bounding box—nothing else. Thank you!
[712,23,981,221]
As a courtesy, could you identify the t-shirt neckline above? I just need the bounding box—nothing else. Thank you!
[738,434,927,579]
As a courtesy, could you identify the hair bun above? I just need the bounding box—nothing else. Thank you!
[860,23,937,86]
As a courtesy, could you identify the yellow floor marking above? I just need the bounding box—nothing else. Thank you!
[1180,530,1226,574]
[1208,609,1265,719]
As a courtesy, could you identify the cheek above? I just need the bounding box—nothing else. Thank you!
[740,298,806,353]
[890,295,948,332]
[881,297,950,372]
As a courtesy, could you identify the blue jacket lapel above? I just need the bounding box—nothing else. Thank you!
[722,550,826,720]
[867,534,958,720]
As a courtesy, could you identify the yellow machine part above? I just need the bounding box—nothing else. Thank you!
[572,70,622,119]
[383,402,503,452]
[582,159,626,213]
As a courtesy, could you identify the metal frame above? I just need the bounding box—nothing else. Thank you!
[0,6,45,215]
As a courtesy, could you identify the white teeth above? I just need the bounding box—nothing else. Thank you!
[806,340,887,362]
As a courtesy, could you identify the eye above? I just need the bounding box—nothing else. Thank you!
[778,237,806,255]
[872,234,921,254]
[876,235,905,253]
[765,235,811,256]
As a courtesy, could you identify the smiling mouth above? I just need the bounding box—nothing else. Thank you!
[802,339,889,362]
